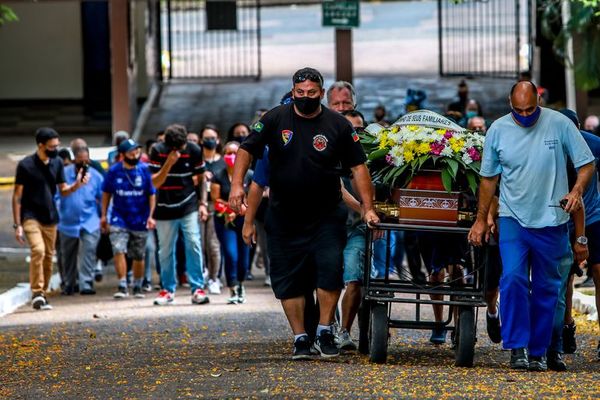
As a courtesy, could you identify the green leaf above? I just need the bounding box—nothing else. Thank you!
[466,171,478,195]
[368,148,389,161]
[444,158,459,178]
[441,168,453,193]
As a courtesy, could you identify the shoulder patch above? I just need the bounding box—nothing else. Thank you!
[253,122,264,133]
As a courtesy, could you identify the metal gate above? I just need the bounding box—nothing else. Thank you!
[438,0,532,79]
[161,0,261,80]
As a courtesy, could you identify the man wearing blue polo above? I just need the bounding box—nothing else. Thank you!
[468,81,595,371]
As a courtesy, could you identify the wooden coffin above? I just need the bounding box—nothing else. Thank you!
[391,188,460,226]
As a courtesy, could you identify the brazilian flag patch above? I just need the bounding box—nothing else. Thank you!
[253,122,264,133]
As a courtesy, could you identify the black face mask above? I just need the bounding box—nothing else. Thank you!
[203,138,218,150]
[294,96,321,115]
[123,157,140,166]
[75,162,88,172]
[45,149,58,158]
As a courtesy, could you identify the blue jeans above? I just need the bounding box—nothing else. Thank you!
[550,247,574,353]
[498,217,568,357]
[343,225,375,283]
[144,230,158,284]
[214,216,250,287]
[156,212,205,293]
[373,230,404,278]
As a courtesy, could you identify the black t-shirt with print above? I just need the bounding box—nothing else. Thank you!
[240,103,366,231]
[212,168,253,202]
[149,141,205,220]
[15,153,66,225]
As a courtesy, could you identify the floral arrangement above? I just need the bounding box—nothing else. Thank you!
[360,110,485,194]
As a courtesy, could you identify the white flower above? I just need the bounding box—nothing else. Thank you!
[462,152,473,165]
[393,155,405,167]
[440,146,453,157]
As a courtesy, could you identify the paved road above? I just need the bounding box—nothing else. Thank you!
[1,273,598,399]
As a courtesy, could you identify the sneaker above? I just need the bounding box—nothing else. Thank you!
[528,355,548,372]
[562,322,577,354]
[94,260,104,282]
[113,286,129,299]
[40,302,53,311]
[237,284,246,304]
[510,348,529,370]
[80,288,96,295]
[154,290,175,305]
[133,286,145,299]
[429,328,447,345]
[32,294,46,310]
[314,330,339,358]
[191,288,209,305]
[264,275,271,287]
[547,351,567,372]
[292,335,314,360]
[486,312,502,344]
[208,279,222,295]
[338,329,358,351]
[227,287,239,304]
[142,282,153,293]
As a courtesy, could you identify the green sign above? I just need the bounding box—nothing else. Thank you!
[322,0,360,29]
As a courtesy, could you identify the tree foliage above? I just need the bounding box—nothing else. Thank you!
[0,4,18,26]
[540,0,600,90]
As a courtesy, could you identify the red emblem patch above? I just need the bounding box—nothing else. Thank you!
[352,131,360,142]
[313,134,328,152]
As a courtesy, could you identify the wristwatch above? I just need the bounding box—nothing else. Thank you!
[576,236,588,246]
[13,223,20,230]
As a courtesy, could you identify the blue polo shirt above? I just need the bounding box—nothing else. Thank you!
[57,165,104,238]
[480,108,594,228]
[102,162,156,231]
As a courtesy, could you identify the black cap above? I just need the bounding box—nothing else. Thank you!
[559,108,580,128]
[118,139,141,154]
[35,127,59,144]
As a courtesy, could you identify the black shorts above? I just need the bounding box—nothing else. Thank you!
[266,206,347,300]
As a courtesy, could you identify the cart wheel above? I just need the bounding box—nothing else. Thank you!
[369,302,388,364]
[358,299,371,354]
[455,306,475,367]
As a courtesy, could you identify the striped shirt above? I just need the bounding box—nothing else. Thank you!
[149,141,205,220]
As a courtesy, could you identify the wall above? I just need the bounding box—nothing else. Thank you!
[0,2,83,99]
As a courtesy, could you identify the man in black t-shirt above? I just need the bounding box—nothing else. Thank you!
[13,127,89,310]
[149,124,210,306]
[230,67,380,360]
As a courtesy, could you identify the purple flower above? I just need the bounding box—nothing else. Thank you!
[443,131,454,140]
[430,141,445,156]
[385,154,394,165]
[468,147,481,161]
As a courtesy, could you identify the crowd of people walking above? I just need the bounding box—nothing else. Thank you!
[12,67,600,371]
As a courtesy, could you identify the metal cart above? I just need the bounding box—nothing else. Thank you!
[358,222,488,367]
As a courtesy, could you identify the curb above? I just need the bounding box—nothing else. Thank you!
[0,177,15,186]
[0,273,61,317]
[573,290,598,322]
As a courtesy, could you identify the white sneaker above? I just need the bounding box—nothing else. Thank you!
[208,279,222,295]
[264,275,271,287]
[154,290,175,305]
